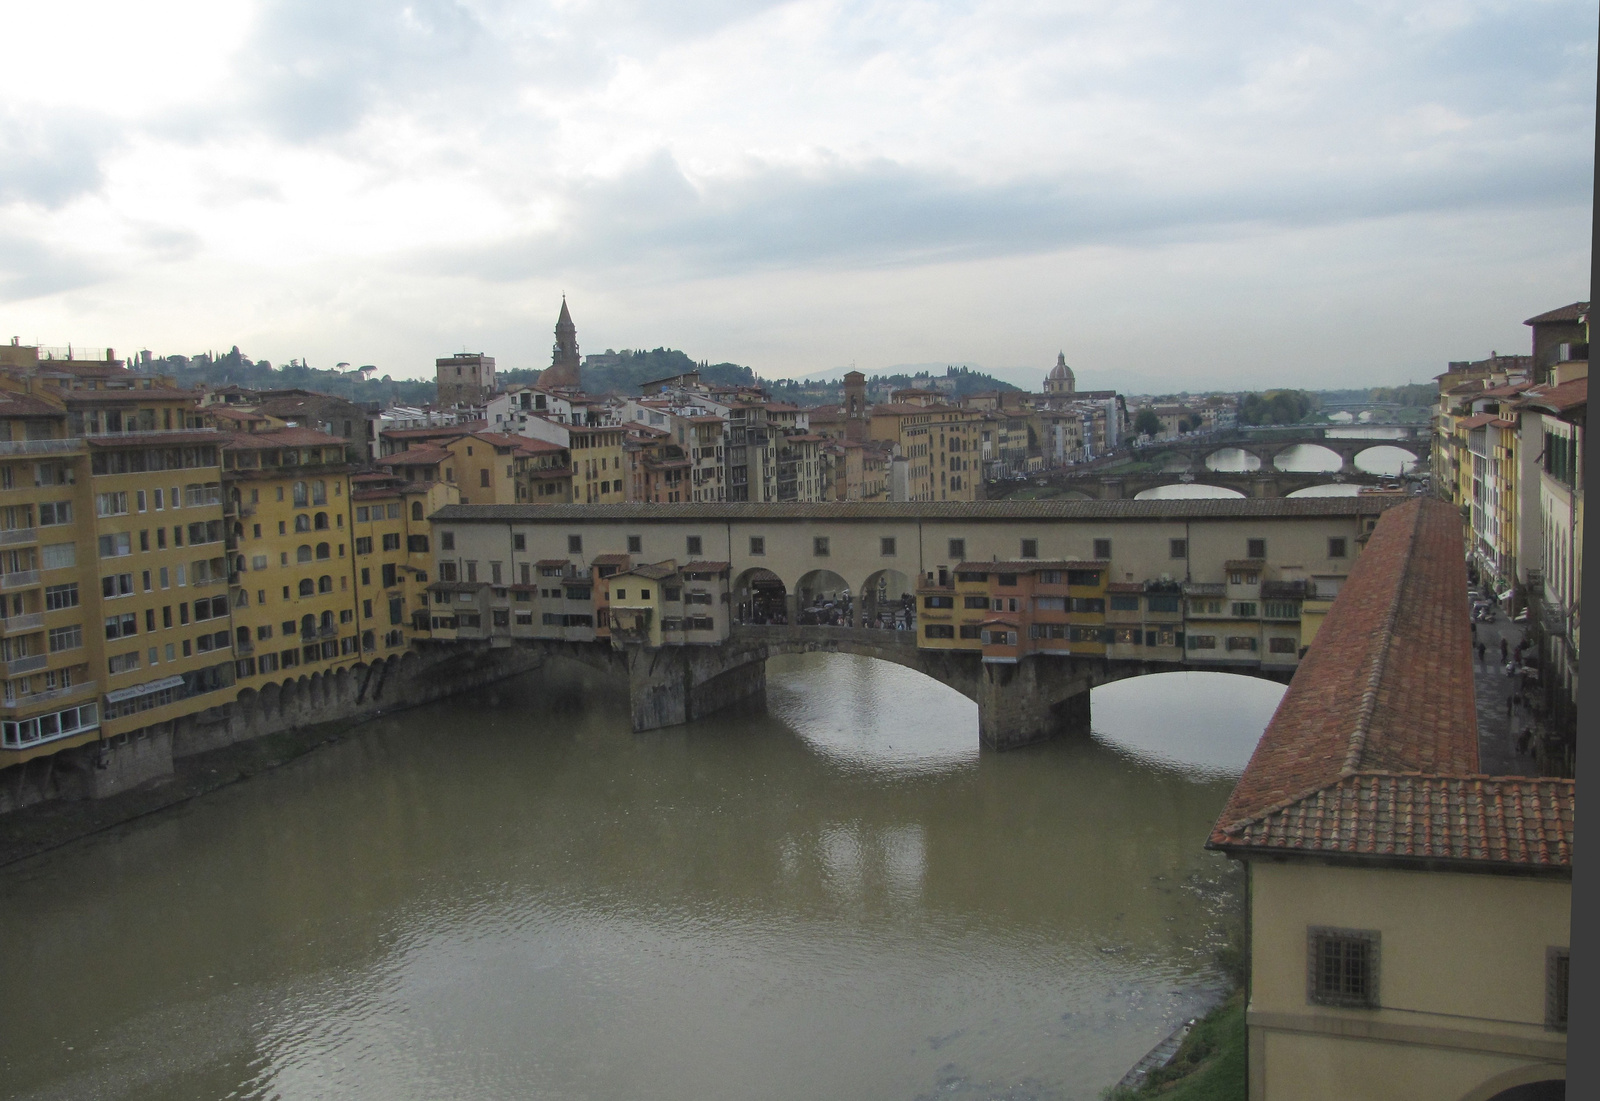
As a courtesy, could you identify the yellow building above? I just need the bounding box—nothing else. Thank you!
[570,424,626,504]
[221,427,364,687]
[350,471,459,649]
[869,403,981,502]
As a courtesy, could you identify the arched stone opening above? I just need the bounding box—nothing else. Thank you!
[796,569,852,626]
[1202,447,1262,472]
[1271,442,1342,472]
[861,568,916,631]
[732,568,787,625]
[1352,443,1422,477]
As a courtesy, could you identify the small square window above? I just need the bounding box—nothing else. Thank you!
[440,532,455,551]
[1093,538,1112,560]
[749,536,765,556]
[568,535,583,554]
[1247,538,1267,560]
[948,538,965,561]
[513,533,526,551]
[1170,538,1188,559]
[1020,539,1038,559]
[881,537,896,556]
[628,535,642,554]
[813,536,830,557]
[1547,947,1569,1031]
[1307,927,1378,1008]
[1328,537,1348,559]
[687,536,703,556]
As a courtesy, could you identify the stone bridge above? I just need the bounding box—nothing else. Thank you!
[1132,427,1428,475]
[493,625,1294,750]
[1042,468,1388,501]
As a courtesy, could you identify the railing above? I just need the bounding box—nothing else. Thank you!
[0,680,94,711]
[0,571,40,590]
[234,638,253,654]
[0,528,37,546]
[0,438,82,457]
[1,654,49,675]
[318,625,337,639]
[0,613,44,634]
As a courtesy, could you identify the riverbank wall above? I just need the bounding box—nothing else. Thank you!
[0,644,541,817]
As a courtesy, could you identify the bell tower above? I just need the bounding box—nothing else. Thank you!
[542,297,582,389]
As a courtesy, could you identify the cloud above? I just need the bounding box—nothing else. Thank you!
[0,230,108,302]
[0,108,117,207]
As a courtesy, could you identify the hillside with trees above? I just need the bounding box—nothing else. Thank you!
[775,365,1021,407]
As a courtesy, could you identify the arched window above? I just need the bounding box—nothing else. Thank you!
[300,614,316,637]
[296,545,312,563]
[294,514,311,533]
[234,588,248,607]
[236,626,250,645]
[232,522,244,540]
[315,542,330,560]
[312,480,327,506]
[293,481,308,508]
[298,578,314,597]
[411,501,423,521]
[314,512,328,531]
[318,575,333,593]
[320,610,334,629]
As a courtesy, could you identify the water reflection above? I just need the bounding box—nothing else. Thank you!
[0,656,1263,1101]
[1091,672,1285,779]
[1202,447,1259,472]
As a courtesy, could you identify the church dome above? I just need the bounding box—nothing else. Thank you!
[1046,351,1075,392]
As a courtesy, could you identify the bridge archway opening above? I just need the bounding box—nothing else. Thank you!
[1203,447,1261,473]
[1353,444,1421,477]
[1134,484,1246,500]
[796,569,852,626]
[1157,453,1193,473]
[734,568,788,625]
[1286,483,1361,498]
[1089,670,1289,778]
[1059,489,1096,500]
[1271,443,1342,472]
[861,568,916,630]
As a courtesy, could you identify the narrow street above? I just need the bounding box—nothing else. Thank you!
[1467,599,1541,776]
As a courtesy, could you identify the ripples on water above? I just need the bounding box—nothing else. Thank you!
[0,655,1277,1101]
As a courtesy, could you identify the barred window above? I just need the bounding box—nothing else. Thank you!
[1547,948,1569,1031]
[948,538,965,560]
[1308,928,1378,1008]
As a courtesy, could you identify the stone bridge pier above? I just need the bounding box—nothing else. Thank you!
[616,626,1172,751]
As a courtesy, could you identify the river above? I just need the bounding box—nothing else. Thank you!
[0,655,1286,1101]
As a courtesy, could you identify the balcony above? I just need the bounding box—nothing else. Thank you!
[318,625,338,639]
[0,613,44,634]
[0,570,40,590]
[234,637,254,655]
[1,679,95,711]
[0,438,82,457]
[0,528,38,547]
[1,654,49,675]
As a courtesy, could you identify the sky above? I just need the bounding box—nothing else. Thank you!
[0,1,1593,391]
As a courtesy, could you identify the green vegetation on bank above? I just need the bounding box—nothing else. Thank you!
[1103,994,1246,1101]
[1237,389,1318,426]
[772,364,1022,407]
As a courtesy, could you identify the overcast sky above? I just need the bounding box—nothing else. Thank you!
[1,1,1593,391]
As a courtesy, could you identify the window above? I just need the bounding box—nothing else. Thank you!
[1263,601,1298,619]
[1225,636,1258,651]
[948,538,965,560]
[1547,947,1569,1032]
[382,564,398,587]
[48,625,82,653]
[813,537,829,557]
[441,532,456,551]
[356,506,370,522]
[382,533,400,552]
[107,652,141,675]
[627,535,642,554]
[997,574,1018,587]
[298,579,315,597]
[294,514,311,533]
[749,537,765,555]
[407,535,429,553]
[1066,570,1099,587]
[316,543,331,560]
[1247,538,1266,559]
[924,624,955,639]
[1232,602,1258,617]
[958,624,982,639]
[44,583,78,611]
[1187,634,1218,650]
[318,575,333,593]
[104,613,138,640]
[1308,928,1378,1008]
[95,491,128,517]
[1070,597,1105,613]
[1170,539,1187,559]
[880,537,896,556]
[964,595,990,609]
[97,533,132,558]
[1109,594,1140,611]
[412,501,424,521]
[42,543,75,570]
[1147,594,1180,613]
[1018,538,1038,559]
[38,501,72,525]
[686,536,703,556]
[479,468,491,487]
[1093,538,1112,560]
[1268,636,1297,654]
[1328,537,1347,559]
[313,512,328,531]
[513,533,527,552]
[923,595,954,609]
[102,573,134,598]
[568,535,582,554]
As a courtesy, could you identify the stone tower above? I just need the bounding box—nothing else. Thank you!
[542,297,582,390]
[436,352,496,407]
[1044,351,1076,395]
[843,369,867,441]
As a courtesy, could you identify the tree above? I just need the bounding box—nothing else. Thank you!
[1135,409,1163,438]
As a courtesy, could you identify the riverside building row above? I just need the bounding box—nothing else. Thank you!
[0,347,456,773]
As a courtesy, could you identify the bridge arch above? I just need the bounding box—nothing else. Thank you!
[1134,483,1246,500]
[861,568,916,630]
[1202,447,1262,472]
[733,567,788,625]
[1351,442,1423,476]
[795,568,852,626]
[1271,442,1342,472]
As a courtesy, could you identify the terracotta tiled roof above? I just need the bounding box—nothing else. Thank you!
[1519,376,1587,415]
[0,391,65,416]
[1456,413,1498,429]
[591,553,631,566]
[224,427,347,448]
[1207,499,1570,871]
[682,560,730,573]
[1523,301,1589,325]
[535,558,571,568]
[1220,773,1574,868]
[615,561,677,581]
[384,446,451,466]
[86,429,223,447]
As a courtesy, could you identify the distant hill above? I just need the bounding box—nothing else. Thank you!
[501,347,759,395]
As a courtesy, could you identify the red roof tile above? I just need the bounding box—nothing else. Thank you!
[1523,301,1589,325]
[1518,376,1587,415]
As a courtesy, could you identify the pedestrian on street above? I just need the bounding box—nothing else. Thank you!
[1472,621,1478,639]
[1477,641,1486,662]
[1500,638,1509,662]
